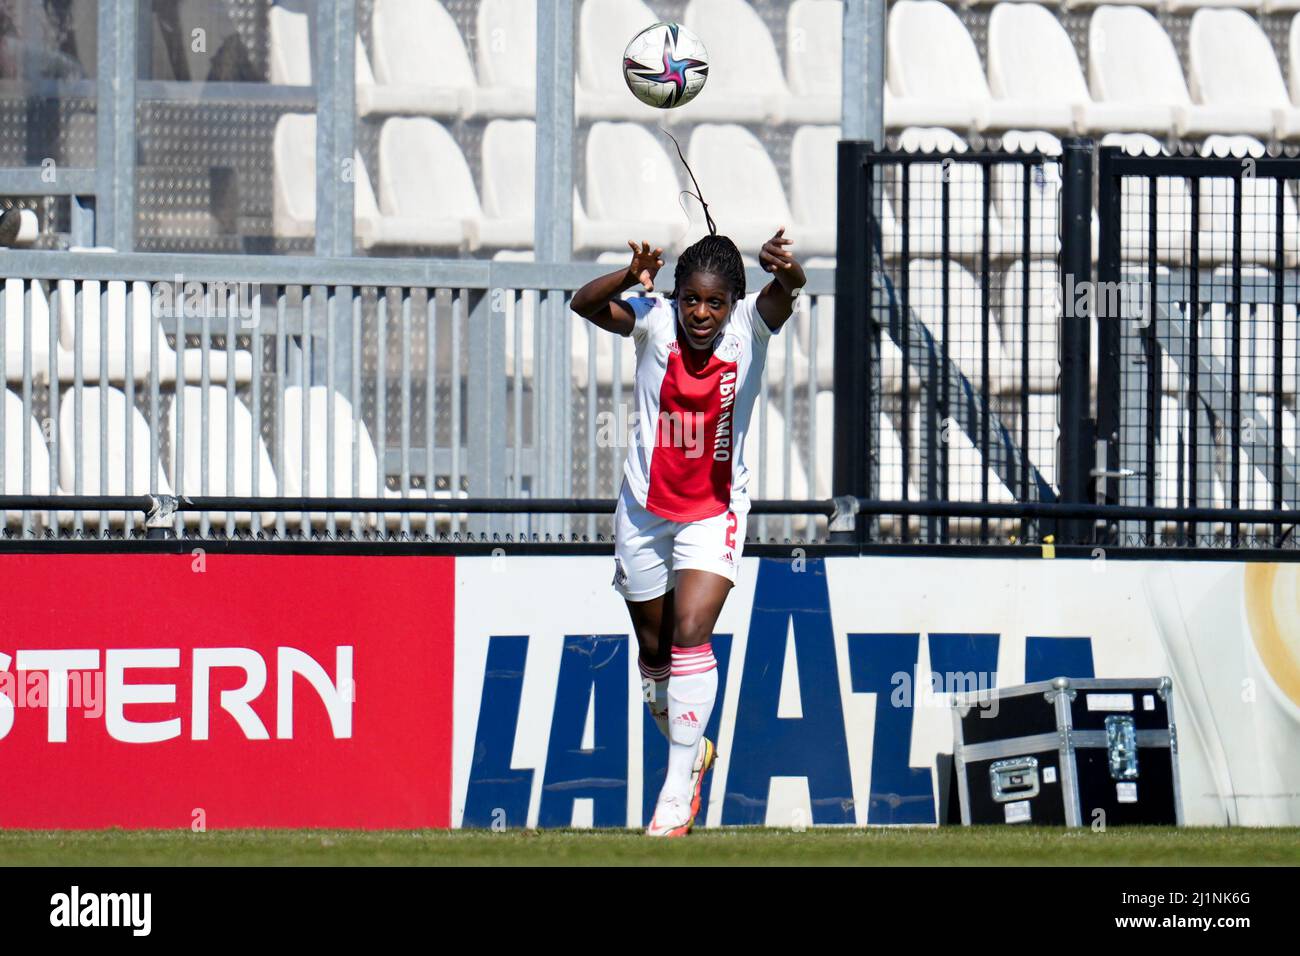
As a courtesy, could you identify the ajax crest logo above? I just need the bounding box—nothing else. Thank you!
[715,335,741,362]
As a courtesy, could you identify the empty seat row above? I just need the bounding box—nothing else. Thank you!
[0,385,456,531]
[269,0,864,125]
[273,115,837,256]
[2,279,253,386]
[894,1,1300,139]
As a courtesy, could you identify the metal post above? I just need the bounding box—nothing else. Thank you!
[315,0,356,258]
[842,0,882,144]
[467,289,507,537]
[536,0,575,533]
[1059,138,1094,545]
[833,142,872,547]
[1094,147,1122,544]
[95,0,136,250]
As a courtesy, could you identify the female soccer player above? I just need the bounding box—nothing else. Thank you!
[570,226,806,837]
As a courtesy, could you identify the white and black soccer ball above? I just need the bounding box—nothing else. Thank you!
[622,21,709,109]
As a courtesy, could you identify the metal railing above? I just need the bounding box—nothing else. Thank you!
[1097,148,1300,548]
[0,248,837,543]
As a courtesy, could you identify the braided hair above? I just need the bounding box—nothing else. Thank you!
[671,234,746,302]
[660,128,745,302]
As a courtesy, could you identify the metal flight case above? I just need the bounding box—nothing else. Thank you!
[951,677,1183,827]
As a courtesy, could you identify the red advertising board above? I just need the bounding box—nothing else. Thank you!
[0,553,454,829]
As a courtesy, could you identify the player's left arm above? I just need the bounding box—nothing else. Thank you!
[755,226,807,332]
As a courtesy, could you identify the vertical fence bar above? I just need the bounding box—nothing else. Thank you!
[47,282,60,534]
[377,289,388,537]
[1094,147,1121,544]
[21,282,32,538]
[326,286,338,539]
[125,282,135,533]
[97,283,107,535]
[1230,174,1243,545]
[173,280,185,536]
[1188,177,1201,543]
[833,143,871,549]
[0,283,6,533]
[225,285,236,537]
[351,289,362,533]
[434,290,444,538]
[400,290,412,537]
[301,288,313,538]
[199,285,212,537]
[96,0,136,250]
[451,290,462,537]
[275,290,287,539]
[1059,139,1094,546]
[1144,177,1159,545]
[150,279,161,507]
[1274,180,1286,541]
[979,161,992,542]
[251,287,263,532]
[74,283,84,535]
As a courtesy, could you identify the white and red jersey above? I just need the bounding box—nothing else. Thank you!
[621,291,775,522]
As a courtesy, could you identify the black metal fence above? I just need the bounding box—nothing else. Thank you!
[836,139,1300,550]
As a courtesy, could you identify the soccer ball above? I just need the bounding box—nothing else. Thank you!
[622,22,709,109]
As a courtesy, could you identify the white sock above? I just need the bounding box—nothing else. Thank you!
[638,657,671,740]
[664,644,718,804]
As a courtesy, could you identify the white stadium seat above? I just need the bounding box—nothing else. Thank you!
[272,113,384,249]
[167,386,277,527]
[475,0,537,116]
[1100,133,1197,265]
[56,278,252,385]
[908,399,1018,534]
[2,390,51,525]
[889,0,1073,133]
[1188,10,1300,141]
[268,4,384,115]
[999,260,1062,393]
[992,129,1063,258]
[480,119,542,250]
[811,393,920,533]
[789,125,841,257]
[1203,266,1299,396]
[676,0,792,125]
[280,385,379,528]
[2,279,53,382]
[907,259,1017,395]
[585,122,692,252]
[1163,0,1261,12]
[890,127,1003,261]
[57,386,172,528]
[368,0,474,118]
[786,0,843,124]
[684,124,793,254]
[1025,393,1059,491]
[576,0,667,120]
[744,402,810,533]
[1291,14,1300,105]
[377,117,481,251]
[1089,6,1273,138]
[987,3,1171,134]
[1197,135,1300,267]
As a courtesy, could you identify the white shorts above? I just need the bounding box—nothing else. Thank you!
[612,480,749,602]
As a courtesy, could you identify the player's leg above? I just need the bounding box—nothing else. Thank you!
[613,480,677,740]
[647,506,747,836]
[623,589,676,739]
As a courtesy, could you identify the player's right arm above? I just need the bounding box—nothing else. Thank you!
[570,241,663,336]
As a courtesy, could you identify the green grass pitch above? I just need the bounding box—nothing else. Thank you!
[1,827,1297,866]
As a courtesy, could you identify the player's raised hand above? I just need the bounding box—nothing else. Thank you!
[760,226,796,273]
[627,240,665,292]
